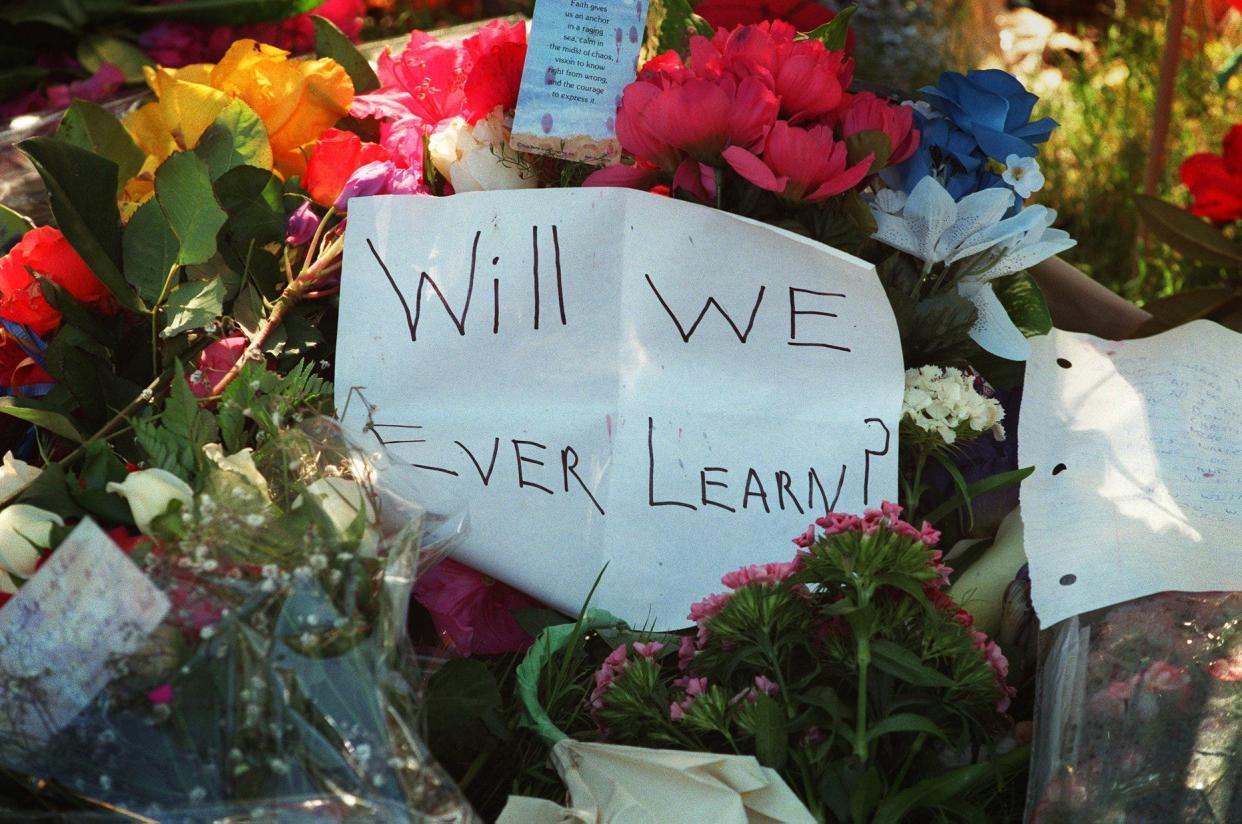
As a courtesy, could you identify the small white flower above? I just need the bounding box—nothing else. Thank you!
[902,366,1005,446]
[873,188,908,215]
[1002,154,1045,200]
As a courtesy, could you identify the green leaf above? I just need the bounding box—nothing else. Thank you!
[193,100,273,181]
[865,712,945,744]
[76,33,153,83]
[18,137,140,312]
[164,361,218,450]
[922,466,1035,526]
[0,397,83,442]
[161,277,224,338]
[35,277,116,347]
[649,0,713,56]
[513,607,573,639]
[873,745,1030,824]
[43,334,106,415]
[155,151,229,265]
[122,0,327,24]
[869,638,956,689]
[849,765,883,824]
[995,272,1052,337]
[804,4,856,46]
[56,100,145,199]
[424,658,509,765]
[313,15,377,93]
[1135,194,1242,268]
[123,199,181,304]
[0,204,34,252]
[214,166,286,267]
[751,694,788,771]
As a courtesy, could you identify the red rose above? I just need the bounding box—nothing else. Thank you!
[1179,124,1242,223]
[0,226,112,335]
[304,128,391,208]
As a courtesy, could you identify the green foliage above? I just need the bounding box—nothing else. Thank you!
[313,15,379,93]
[123,199,181,304]
[802,4,856,49]
[193,100,274,181]
[19,137,140,311]
[643,0,712,60]
[155,152,230,266]
[1134,194,1242,268]
[120,0,328,25]
[134,363,219,479]
[161,277,225,338]
[54,100,144,198]
[0,205,34,252]
[76,32,152,82]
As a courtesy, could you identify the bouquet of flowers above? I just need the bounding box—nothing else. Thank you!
[508,503,1025,822]
[1027,591,1242,823]
[0,395,474,821]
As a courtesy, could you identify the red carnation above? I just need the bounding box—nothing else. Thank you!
[1178,124,1242,223]
[694,0,854,52]
[0,226,112,335]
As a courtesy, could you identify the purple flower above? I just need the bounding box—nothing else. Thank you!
[334,160,429,210]
[285,202,320,247]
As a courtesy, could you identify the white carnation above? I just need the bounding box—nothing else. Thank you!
[902,366,1005,445]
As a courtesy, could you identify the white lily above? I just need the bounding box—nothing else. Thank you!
[871,176,1077,361]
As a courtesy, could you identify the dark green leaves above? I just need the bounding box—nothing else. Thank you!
[162,278,225,338]
[19,137,140,311]
[995,272,1052,337]
[122,0,328,25]
[56,100,145,197]
[194,100,273,181]
[804,4,856,47]
[313,15,378,93]
[869,639,956,689]
[1135,194,1242,268]
[134,363,218,479]
[155,152,229,266]
[76,33,153,83]
[648,0,713,56]
[751,694,789,770]
[0,396,83,442]
[123,199,181,304]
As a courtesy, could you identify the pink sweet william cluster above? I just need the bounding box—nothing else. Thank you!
[588,22,919,204]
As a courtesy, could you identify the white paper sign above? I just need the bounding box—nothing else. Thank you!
[0,518,170,744]
[1019,322,1242,626]
[335,189,902,626]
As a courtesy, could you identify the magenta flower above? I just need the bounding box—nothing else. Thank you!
[412,558,541,656]
[146,683,174,705]
[188,336,248,399]
[724,121,873,202]
[285,202,320,247]
[837,91,921,168]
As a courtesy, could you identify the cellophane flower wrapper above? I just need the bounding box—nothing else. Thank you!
[0,418,477,823]
[1027,591,1242,823]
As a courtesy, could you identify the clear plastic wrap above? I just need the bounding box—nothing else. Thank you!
[1026,591,1242,823]
[0,418,477,822]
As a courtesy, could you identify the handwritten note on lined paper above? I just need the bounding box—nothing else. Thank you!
[1019,321,1242,626]
[0,519,170,744]
[334,189,903,627]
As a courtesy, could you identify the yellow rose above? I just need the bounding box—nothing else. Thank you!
[122,40,353,210]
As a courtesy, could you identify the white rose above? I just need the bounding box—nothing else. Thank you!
[202,444,269,496]
[0,504,63,577]
[427,117,470,181]
[0,452,41,503]
[296,477,379,557]
[106,469,194,535]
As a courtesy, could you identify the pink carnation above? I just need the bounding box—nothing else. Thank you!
[814,511,860,535]
[677,635,699,671]
[688,591,732,624]
[1207,649,1242,682]
[974,630,1016,712]
[1139,661,1191,694]
[720,561,799,590]
[633,641,665,660]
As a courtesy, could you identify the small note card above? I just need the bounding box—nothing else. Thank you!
[0,518,170,744]
[510,0,647,163]
[1019,321,1242,626]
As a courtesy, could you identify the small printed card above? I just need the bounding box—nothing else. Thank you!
[0,518,170,744]
[510,0,648,164]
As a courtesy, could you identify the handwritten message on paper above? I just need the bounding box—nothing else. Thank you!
[510,0,645,162]
[335,189,903,626]
[0,519,169,744]
[1020,322,1242,626]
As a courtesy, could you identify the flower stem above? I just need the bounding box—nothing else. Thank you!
[854,635,871,762]
[149,263,180,377]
